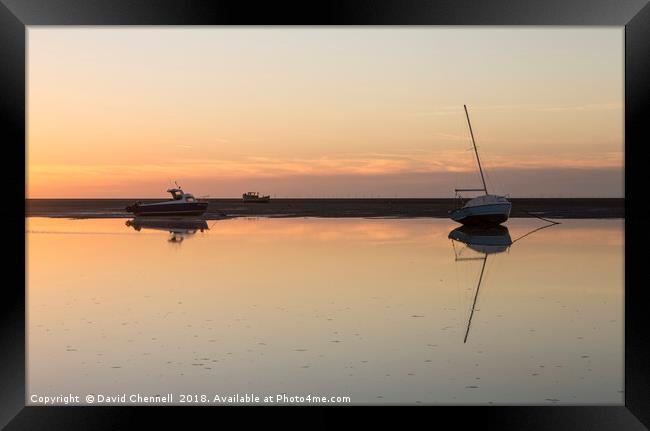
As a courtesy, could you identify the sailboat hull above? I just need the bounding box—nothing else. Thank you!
[449,202,511,226]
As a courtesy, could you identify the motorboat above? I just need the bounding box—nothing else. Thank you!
[449,105,511,225]
[126,184,208,217]
[242,191,270,202]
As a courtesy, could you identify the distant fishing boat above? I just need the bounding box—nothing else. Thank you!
[242,191,270,202]
[449,105,511,226]
[126,183,208,216]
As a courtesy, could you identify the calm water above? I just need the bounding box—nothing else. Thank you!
[26,217,623,405]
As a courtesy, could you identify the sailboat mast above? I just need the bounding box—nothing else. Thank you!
[464,105,488,195]
[464,254,488,343]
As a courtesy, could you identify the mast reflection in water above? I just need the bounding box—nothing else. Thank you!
[449,221,557,343]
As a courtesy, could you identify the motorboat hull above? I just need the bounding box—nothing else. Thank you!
[126,202,208,217]
[449,202,511,226]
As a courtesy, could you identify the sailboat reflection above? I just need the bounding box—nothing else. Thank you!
[449,225,512,256]
[449,220,558,343]
[125,217,209,243]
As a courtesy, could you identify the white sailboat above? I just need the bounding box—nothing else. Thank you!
[449,105,512,226]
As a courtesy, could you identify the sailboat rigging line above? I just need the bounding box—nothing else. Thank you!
[464,255,488,344]
[463,105,488,195]
[522,211,561,225]
[511,220,560,244]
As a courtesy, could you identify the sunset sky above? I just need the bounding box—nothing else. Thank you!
[27,27,623,198]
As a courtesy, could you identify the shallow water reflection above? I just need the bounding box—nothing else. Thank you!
[125,217,209,243]
[27,217,623,405]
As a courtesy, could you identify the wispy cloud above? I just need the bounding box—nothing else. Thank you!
[29,150,623,185]
[535,103,622,112]
[410,103,622,117]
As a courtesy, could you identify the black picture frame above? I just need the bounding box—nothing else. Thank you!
[3,0,649,429]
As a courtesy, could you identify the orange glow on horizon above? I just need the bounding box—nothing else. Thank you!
[27,28,624,198]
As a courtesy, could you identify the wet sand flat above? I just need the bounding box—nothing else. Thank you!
[26,217,623,405]
[26,198,624,219]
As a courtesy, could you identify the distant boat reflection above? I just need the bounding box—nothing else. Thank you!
[449,221,558,343]
[125,217,209,243]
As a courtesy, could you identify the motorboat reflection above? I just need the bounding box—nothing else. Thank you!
[449,220,558,343]
[125,217,209,243]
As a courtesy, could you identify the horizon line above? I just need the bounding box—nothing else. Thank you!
[25,196,625,200]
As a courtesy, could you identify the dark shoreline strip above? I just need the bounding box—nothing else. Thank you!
[26,198,624,219]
